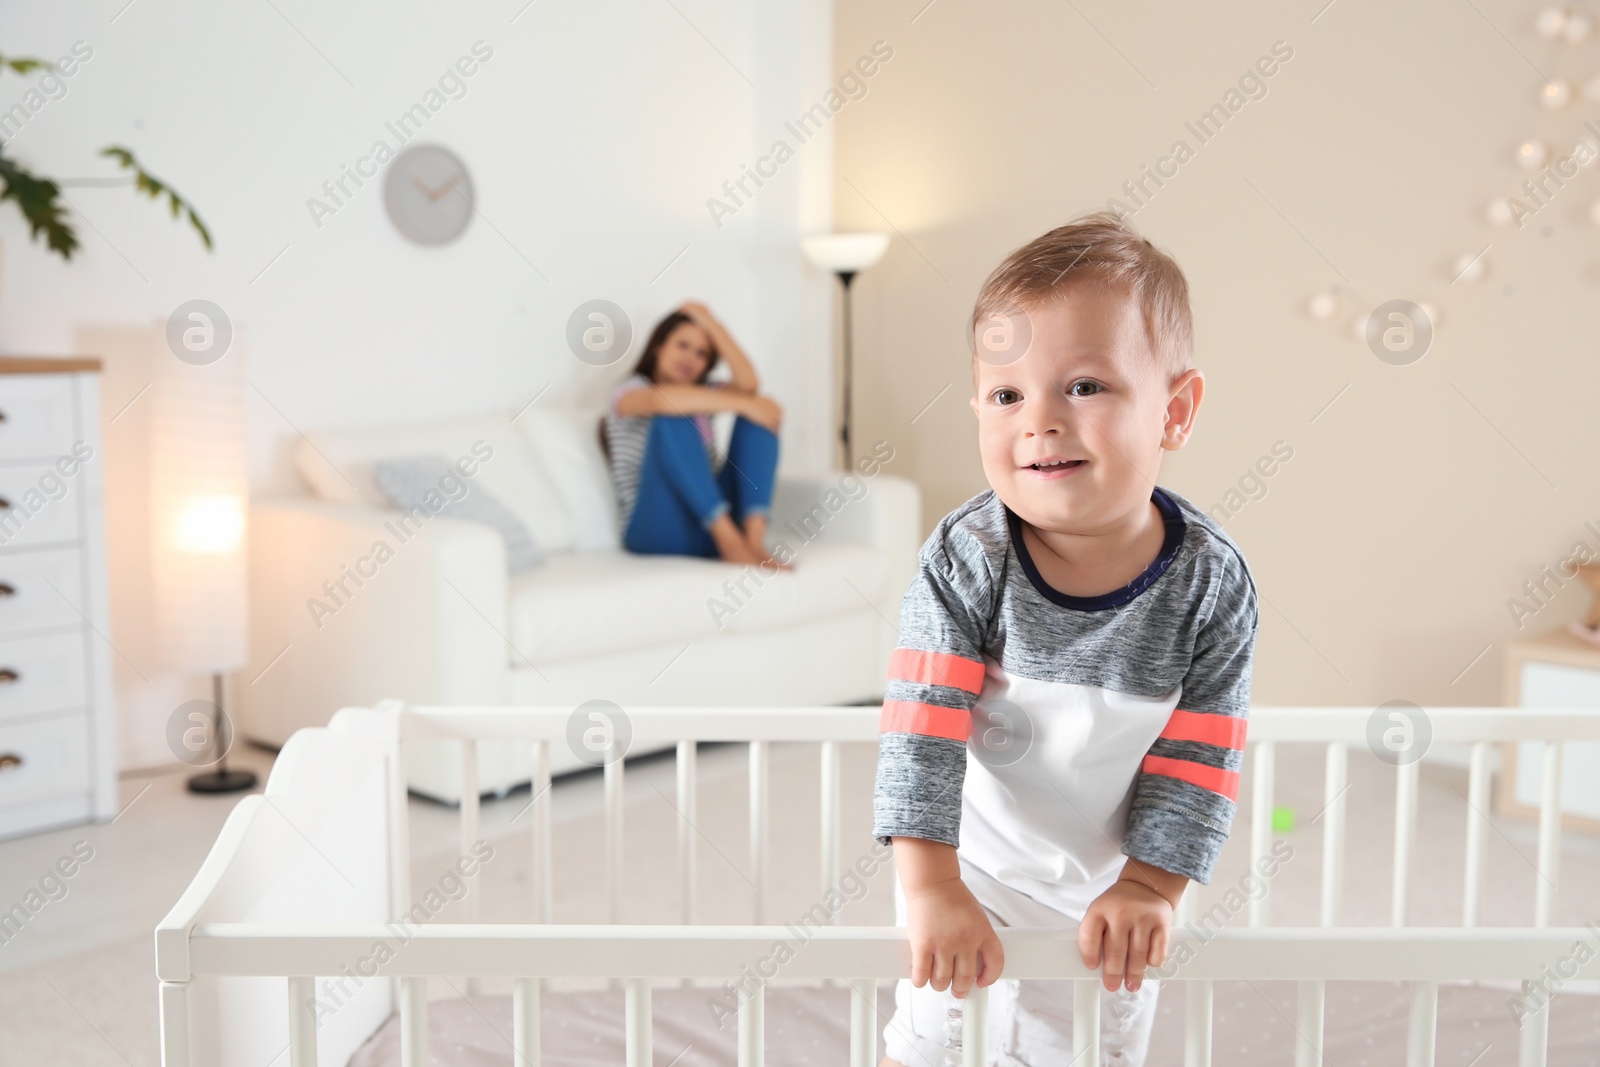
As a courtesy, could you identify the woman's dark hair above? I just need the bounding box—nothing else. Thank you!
[628,311,719,384]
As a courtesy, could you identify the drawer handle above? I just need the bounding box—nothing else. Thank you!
[0,583,13,598]
[0,753,20,772]
[0,497,9,511]
[0,669,18,684]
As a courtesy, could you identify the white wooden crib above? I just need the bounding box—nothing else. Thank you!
[155,702,1600,1067]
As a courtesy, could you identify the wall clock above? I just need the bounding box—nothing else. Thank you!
[383,144,474,246]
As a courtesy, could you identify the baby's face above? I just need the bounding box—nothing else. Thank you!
[968,281,1193,535]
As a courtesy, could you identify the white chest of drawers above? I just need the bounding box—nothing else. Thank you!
[0,358,117,839]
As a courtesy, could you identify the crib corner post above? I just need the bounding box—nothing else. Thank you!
[158,979,191,1067]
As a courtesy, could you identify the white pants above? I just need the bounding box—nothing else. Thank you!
[883,856,1160,1067]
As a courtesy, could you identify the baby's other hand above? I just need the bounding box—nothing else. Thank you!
[1078,879,1173,993]
[903,877,1005,999]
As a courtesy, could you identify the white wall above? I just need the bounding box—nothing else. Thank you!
[833,0,1600,712]
[0,0,836,767]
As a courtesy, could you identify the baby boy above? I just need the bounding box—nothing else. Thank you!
[873,212,1260,1065]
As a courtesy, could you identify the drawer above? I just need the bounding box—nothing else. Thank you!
[0,548,86,637]
[0,463,85,549]
[0,712,90,809]
[0,630,88,722]
[0,375,77,460]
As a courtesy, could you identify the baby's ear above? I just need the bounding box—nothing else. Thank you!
[968,394,979,415]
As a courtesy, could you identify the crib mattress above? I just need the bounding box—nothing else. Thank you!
[349,979,1600,1065]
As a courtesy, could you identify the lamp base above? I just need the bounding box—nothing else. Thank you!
[186,768,258,794]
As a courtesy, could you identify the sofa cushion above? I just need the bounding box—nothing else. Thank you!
[293,411,580,552]
[512,404,619,552]
[506,541,889,664]
[372,456,544,572]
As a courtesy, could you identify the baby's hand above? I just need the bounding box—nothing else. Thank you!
[903,876,1006,999]
[1078,879,1173,993]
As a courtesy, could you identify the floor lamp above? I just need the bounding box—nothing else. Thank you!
[151,341,257,794]
[802,232,889,469]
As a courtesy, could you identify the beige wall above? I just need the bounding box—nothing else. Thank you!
[834,1,1600,708]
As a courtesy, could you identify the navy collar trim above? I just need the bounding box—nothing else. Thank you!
[1005,487,1186,612]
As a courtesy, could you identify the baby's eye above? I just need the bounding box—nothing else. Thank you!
[991,388,1021,406]
[1068,380,1102,397]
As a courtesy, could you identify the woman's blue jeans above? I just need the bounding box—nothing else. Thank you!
[623,414,779,557]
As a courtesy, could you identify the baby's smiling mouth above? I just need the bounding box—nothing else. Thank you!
[1026,459,1085,471]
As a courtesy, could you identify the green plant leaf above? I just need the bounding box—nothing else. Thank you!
[0,55,49,77]
[98,144,212,252]
[0,150,78,259]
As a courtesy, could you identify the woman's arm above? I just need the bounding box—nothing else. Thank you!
[681,302,759,394]
[615,382,742,417]
[614,381,776,426]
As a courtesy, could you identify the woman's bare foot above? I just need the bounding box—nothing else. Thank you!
[742,513,794,571]
[709,514,765,565]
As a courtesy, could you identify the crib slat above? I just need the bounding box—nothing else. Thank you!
[1294,979,1324,1067]
[1074,980,1100,1062]
[1519,977,1550,1067]
[961,985,988,1067]
[158,980,192,1067]
[286,976,316,1067]
[400,977,428,1067]
[1183,979,1211,1067]
[513,977,540,1067]
[821,740,840,910]
[738,978,764,1067]
[848,978,876,1067]
[460,740,481,996]
[1321,742,1347,927]
[1392,760,1418,927]
[459,740,480,862]
[1463,740,1489,927]
[749,741,768,924]
[534,739,552,925]
[625,978,651,1067]
[1535,741,1562,927]
[1249,740,1274,927]
[1406,979,1437,1067]
[678,740,698,925]
[606,755,624,925]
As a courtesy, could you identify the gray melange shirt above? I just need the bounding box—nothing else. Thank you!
[872,484,1259,903]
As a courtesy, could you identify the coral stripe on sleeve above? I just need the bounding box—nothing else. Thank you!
[879,700,971,741]
[1140,754,1241,802]
[1160,708,1247,749]
[887,648,985,694]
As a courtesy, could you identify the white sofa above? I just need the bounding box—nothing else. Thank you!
[237,402,919,801]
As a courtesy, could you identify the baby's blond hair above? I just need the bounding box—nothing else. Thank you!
[971,211,1194,381]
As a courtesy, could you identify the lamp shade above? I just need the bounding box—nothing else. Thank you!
[801,232,890,274]
[150,342,249,674]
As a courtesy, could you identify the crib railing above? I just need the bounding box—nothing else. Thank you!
[156,703,1600,1067]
